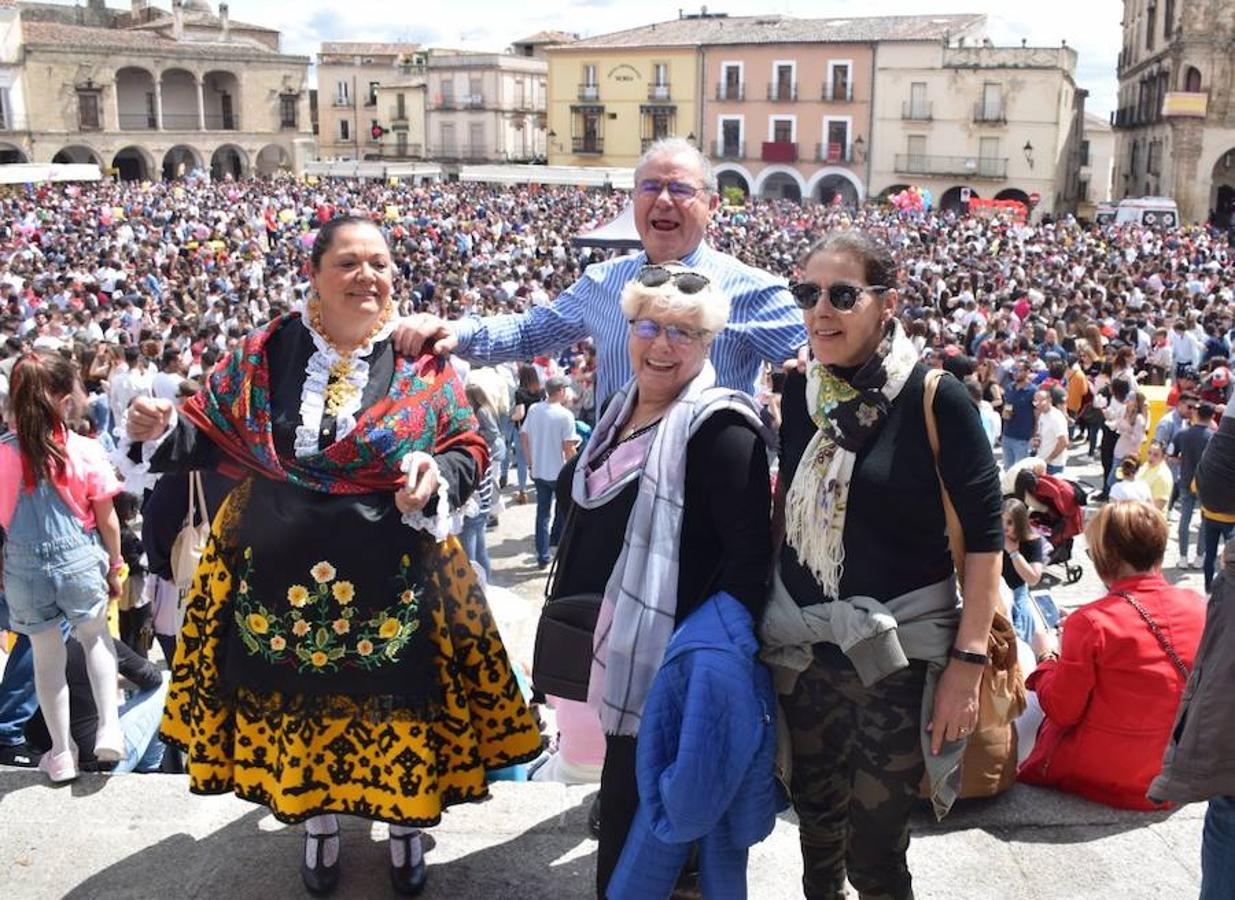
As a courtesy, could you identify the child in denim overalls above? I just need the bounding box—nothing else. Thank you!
[0,352,125,782]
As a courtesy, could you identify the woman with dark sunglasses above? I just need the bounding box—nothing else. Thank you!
[761,231,1003,900]
[544,262,783,897]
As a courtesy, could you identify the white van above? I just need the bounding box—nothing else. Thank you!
[1094,202,1118,225]
[1113,197,1179,227]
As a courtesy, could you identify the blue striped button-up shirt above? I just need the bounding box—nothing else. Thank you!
[451,242,807,408]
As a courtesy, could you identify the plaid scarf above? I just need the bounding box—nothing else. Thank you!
[572,361,772,736]
[785,320,920,599]
[181,314,485,494]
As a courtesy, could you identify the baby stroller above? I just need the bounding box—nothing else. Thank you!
[1012,470,1088,587]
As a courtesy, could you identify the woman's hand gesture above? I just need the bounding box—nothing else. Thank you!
[395,453,440,515]
[126,397,174,442]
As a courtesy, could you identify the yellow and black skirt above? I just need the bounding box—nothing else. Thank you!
[160,480,542,827]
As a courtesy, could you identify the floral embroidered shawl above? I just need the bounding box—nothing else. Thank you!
[181,314,486,494]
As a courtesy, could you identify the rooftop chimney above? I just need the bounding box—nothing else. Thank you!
[219,2,229,41]
[172,0,184,41]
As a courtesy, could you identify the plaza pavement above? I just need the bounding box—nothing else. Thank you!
[0,441,1210,898]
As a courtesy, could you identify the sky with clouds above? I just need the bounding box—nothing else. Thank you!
[98,1,1126,114]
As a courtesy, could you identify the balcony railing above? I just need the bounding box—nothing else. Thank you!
[973,103,1006,124]
[572,136,603,155]
[578,84,599,101]
[712,140,745,159]
[161,113,202,130]
[332,97,353,107]
[761,141,797,163]
[1111,107,1134,128]
[429,144,493,161]
[822,83,854,102]
[648,84,671,101]
[893,153,1008,179]
[460,95,485,109]
[816,143,853,163]
[902,101,933,121]
[715,82,745,101]
[438,97,456,110]
[204,113,239,131]
[767,82,797,102]
[118,113,157,130]
[367,143,423,159]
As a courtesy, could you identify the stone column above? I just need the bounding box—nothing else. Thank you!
[195,75,205,131]
[154,77,163,131]
[1172,118,1205,222]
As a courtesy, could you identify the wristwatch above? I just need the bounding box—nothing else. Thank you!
[949,646,990,666]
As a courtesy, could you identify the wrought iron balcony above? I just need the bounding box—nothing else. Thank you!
[577,84,599,101]
[572,136,603,154]
[973,103,1007,124]
[767,82,797,102]
[712,140,744,159]
[761,141,797,163]
[894,153,1008,179]
[816,143,852,163]
[822,83,854,102]
[715,82,745,101]
[902,101,933,121]
[648,84,671,101]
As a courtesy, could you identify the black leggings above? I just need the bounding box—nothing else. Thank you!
[596,735,640,898]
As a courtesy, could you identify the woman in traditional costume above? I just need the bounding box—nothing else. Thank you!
[125,216,541,896]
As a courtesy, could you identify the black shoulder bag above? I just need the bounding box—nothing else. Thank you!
[531,503,603,701]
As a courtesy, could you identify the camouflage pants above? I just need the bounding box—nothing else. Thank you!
[783,652,928,900]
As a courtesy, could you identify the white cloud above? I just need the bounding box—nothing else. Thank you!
[208,0,1123,113]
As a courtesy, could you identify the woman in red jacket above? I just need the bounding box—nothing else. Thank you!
[1019,500,1205,810]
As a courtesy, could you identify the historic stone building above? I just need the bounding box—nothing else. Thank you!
[315,42,425,162]
[1112,0,1235,223]
[0,0,312,178]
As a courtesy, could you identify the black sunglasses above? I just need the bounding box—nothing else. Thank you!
[637,265,711,295]
[788,281,890,311]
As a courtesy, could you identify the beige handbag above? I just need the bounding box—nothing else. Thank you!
[170,472,209,591]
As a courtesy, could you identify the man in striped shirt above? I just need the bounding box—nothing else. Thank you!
[396,138,806,408]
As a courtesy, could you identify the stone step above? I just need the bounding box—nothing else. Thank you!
[0,770,1203,899]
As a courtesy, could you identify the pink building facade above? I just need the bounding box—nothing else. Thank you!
[702,43,873,203]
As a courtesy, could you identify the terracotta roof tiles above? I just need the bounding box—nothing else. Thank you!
[552,14,985,50]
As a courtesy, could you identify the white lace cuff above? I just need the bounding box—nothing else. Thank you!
[399,451,459,542]
[111,407,179,495]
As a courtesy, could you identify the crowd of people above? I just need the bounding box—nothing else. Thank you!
[0,136,1233,899]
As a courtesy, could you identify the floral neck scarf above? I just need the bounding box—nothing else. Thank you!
[784,319,920,599]
[181,314,484,495]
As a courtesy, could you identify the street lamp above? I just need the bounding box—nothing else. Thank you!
[1023,139,1035,170]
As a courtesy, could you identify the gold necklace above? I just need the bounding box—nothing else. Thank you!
[307,297,393,418]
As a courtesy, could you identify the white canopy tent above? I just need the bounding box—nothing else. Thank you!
[303,161,443,181]
[571,203,641,250]
[0,163,102,184]
[458,164,634,190]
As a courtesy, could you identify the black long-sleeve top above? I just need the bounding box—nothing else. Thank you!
[778,364,1003,608]
[551,410,772,625]
[1197,401,1235,518]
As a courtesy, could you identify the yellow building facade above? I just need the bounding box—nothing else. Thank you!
[546,46,699,167]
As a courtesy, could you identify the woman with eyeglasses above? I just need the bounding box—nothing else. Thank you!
[761,231,1003,900]
[545,262,782,897]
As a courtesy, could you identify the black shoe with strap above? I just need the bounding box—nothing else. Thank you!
[301,831,341,896]
[389,830,427,896]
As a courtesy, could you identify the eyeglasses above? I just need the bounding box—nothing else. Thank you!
[636,179,705,201]
[628,317,710,346]
[636,265,711,295]
[788,281,890,312]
